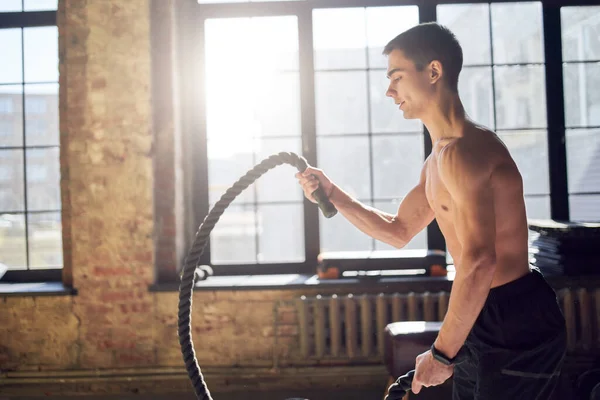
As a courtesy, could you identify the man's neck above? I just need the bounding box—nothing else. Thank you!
[420,91,468,146]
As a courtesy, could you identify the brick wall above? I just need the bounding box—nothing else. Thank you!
[0,0,341,382]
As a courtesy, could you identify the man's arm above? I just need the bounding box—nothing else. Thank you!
[327,160,434,249]
[433,140,497,359]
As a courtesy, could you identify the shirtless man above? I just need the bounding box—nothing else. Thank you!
[296,23,566,399]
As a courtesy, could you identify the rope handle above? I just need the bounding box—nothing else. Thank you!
[294,155,337,218]
[385,370,415,400]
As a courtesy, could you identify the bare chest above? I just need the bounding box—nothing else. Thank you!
[424,158,452,216]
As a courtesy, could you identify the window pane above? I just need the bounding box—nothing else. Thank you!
[24,27,59,83]
[315,71,368,135]
[205,16,298,73]
[525,196,550,220]
[373,199,427,251]
[569,195,600,221]
[497,130,549,196]
[207,138,255,204]
[28,211,62,269]
[369,70,422,133]
[0,213,27,270]
[0,85,23,147]
[494,66,547,130]
[366,6,419,69]
[0,0,21,11]
[0,29,23,84]
[259,72,301,137]
[210,204,256,264]
[257,204,304,263]
[563,63,600,128]
[24,0,58,11]
[25,83,59,146]
[372,134,423,199]
[26,147,60,212]
[561,6,600,62]
[255,137,303,203]
[313,8,367,70]
[0,149,25,212]
[459,67,493,129]
[320,206,372,253]
[205,16,300,140]
[566,128,600,193]
[437,3,491,66]
[317,136,370,200]
[491,2,544,64]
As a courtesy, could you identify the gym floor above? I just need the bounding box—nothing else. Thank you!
[0,384,457,399]
[0,388,384,400]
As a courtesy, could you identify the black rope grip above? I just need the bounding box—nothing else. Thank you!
[178,152,337,399]
[385,370,416,400]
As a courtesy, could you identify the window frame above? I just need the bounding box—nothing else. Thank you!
[171,0,591,279]
[0,7,60,283]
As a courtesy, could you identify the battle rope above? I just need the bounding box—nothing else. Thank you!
[385,370,415,400]
[177,151,416,399]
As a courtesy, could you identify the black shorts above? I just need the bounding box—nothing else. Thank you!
[453,268,567,400]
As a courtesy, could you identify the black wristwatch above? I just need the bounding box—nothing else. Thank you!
[430,344,455,365]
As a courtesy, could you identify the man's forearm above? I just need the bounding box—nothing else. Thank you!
[433,256,496,359]
[328,185,408,248]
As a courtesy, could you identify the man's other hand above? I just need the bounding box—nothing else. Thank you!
[411,349,454,394]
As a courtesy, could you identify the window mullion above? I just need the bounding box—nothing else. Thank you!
[542,3,569,220]
[298,7,320,273]
[182,3,211,268]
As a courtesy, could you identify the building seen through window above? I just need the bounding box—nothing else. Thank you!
[0,4,61,275]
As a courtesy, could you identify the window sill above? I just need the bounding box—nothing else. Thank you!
[149,273,455,292]
[149,270,600,293]
[0,282,77,297]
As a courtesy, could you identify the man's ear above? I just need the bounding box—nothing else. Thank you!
[429,60,443,85]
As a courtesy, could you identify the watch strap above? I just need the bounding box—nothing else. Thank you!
[430,343,454,365]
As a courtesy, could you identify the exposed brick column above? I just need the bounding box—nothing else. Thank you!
[60,0,156,368]
[151,0,183,283]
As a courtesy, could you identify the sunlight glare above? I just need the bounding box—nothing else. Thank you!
[205,16,299,159]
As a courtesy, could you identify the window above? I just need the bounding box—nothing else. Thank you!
[438,2,550,222]
[190,2,433,276]
[313,6,425,253]
[174,0,596,279]
[205,16,305,265]
[0,1,61,282]
[561,6,600,221]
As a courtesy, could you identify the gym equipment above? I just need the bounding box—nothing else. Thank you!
[384,321,442,381]
[177,152,417,399]
[528,219,600,276]
[317,249,447,279]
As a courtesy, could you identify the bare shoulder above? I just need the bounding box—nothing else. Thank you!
[437,126,507,188]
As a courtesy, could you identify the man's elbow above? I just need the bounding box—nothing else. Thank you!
[386,220,412,249]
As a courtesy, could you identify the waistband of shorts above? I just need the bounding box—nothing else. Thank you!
[486,266,547,303]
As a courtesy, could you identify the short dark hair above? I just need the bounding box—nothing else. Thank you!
[383,22,463,92]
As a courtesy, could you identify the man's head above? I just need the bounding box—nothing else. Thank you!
[383,23,463,119]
